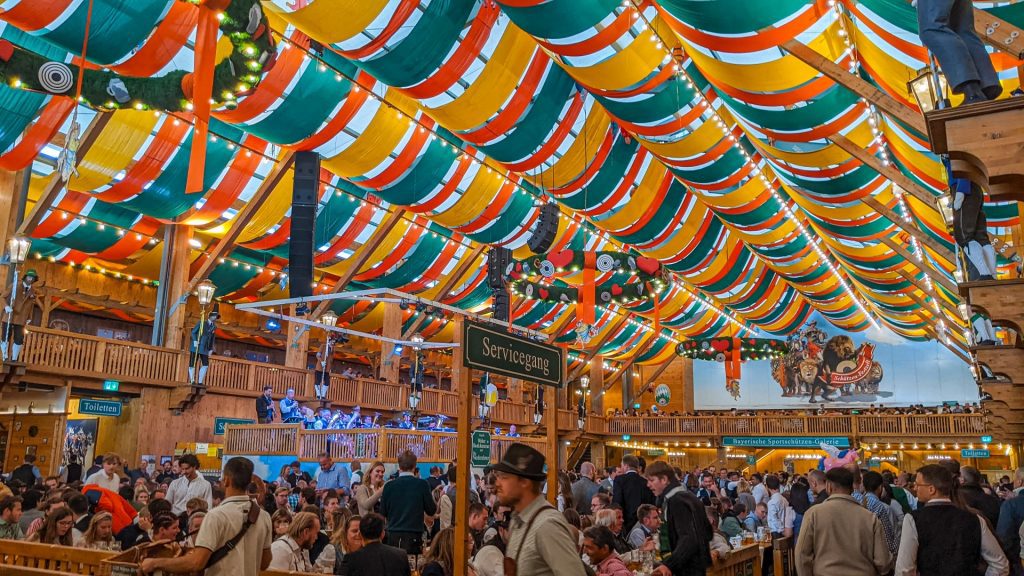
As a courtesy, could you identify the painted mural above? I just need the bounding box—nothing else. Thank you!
[693,316,978,409]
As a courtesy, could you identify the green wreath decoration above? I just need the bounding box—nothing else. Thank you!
[675,337,789,362]
[0,0,276,113]
[502,250,668,306]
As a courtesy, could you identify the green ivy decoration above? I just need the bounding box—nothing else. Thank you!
[675,337,790,362]
[502,249,668,306]
[0,0,276,113]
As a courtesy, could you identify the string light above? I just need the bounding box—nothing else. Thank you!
[622,1,880,329]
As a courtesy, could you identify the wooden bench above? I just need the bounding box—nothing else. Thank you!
[709,542,762,576]
[0,541,116,575]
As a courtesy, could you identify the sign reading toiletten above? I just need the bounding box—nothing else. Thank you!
[463,320,564,387]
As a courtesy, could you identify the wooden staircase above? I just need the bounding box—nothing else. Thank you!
[0,361,26,393]
[168,383,206,412]
[927,99,1024,439]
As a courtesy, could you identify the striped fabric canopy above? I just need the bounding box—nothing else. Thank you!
[1,0,1017,366]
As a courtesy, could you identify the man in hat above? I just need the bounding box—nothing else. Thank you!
[0,268,42,362]
[493,442,586,576]
[189,305,219,386]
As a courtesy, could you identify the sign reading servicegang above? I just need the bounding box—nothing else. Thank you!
[463,320,564,387]
[722,436,850,448]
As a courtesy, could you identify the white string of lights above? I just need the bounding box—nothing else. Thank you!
[621,0,880,329]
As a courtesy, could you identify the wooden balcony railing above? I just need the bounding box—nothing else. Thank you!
[22,327,184,386]
[599,414,985,439]
[17,327,989,442]
[227,425,548,464]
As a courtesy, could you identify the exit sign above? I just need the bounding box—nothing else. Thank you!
[981,435,993,443]
[102,380,119,392]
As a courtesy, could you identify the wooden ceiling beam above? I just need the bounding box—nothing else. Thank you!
[860,195,956,265]
[309,209,405,321]
[568,313,630,382]
[401,243,485,340]
[829,134,940,211]
[184,151,296,295]
[781,40,927,135]
[880,235,958,294]
[19,112,112,236]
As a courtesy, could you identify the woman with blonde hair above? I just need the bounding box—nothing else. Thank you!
[316,514,363,574]
[132,486,150,510]
[76,511,118,550]
[354,460,385,516]
[735,478,756,515]
[421,527,462,576]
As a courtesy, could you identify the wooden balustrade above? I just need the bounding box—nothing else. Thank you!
[0,540,115,576]
[855,415,905,436]
[709,543,761,576]
[14,328,992,442]
[224,424,300,455]
[22,328,183,385]
[492,400,531,423]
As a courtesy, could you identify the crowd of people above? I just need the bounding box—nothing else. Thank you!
[4,445,1024,575]
[607,403,988,419]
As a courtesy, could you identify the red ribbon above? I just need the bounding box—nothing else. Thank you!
[186,1,226,193]
[578,251,596,325]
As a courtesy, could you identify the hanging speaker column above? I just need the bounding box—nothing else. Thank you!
[289,151,319,311]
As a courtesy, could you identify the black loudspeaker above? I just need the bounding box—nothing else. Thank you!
[491,288,510,322]
[289,151,319,303]
[527,202,560,254]
[487,247,512,289]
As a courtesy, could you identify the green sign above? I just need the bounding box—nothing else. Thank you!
[79,399,122,417]
[981,435,993,443]
[961,449,991,459]
[746,456,757,466]
[214,417,256,436]
[722,436,850,448]
[471,430,491,467]
[463,321,564,387]
[102,380,119,392]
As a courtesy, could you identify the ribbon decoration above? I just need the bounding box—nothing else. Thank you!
[186,0,230,193]
[652,283,661,334]
[579,250,597,325]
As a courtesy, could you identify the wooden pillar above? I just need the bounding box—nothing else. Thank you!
[508,377,524,404]
[452,316,473,576]
[0,169,28,248]
[546,392,558,505]
[589,355,604,415]
[285,305,311,370]
[160,225,194,350]
[379,302,402,383]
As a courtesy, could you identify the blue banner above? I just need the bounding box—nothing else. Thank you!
[722,436,850,448]
[961,449,991,459]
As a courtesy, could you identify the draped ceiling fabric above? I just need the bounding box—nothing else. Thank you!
[1,0,1020,366]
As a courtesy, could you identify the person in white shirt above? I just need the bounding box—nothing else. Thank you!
[751,473,769,507]
[894,464,1008,576]
[268,511,318,572]
[140,457,272,576]
[764,475,788,538]
[166,454,213,516]
[83,453,123,492]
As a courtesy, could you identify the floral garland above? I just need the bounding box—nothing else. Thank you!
[0,0,276,113]
[502,250,668,306]
[675,337,789,362]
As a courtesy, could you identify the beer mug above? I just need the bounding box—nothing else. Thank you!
[756,527,767,541]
